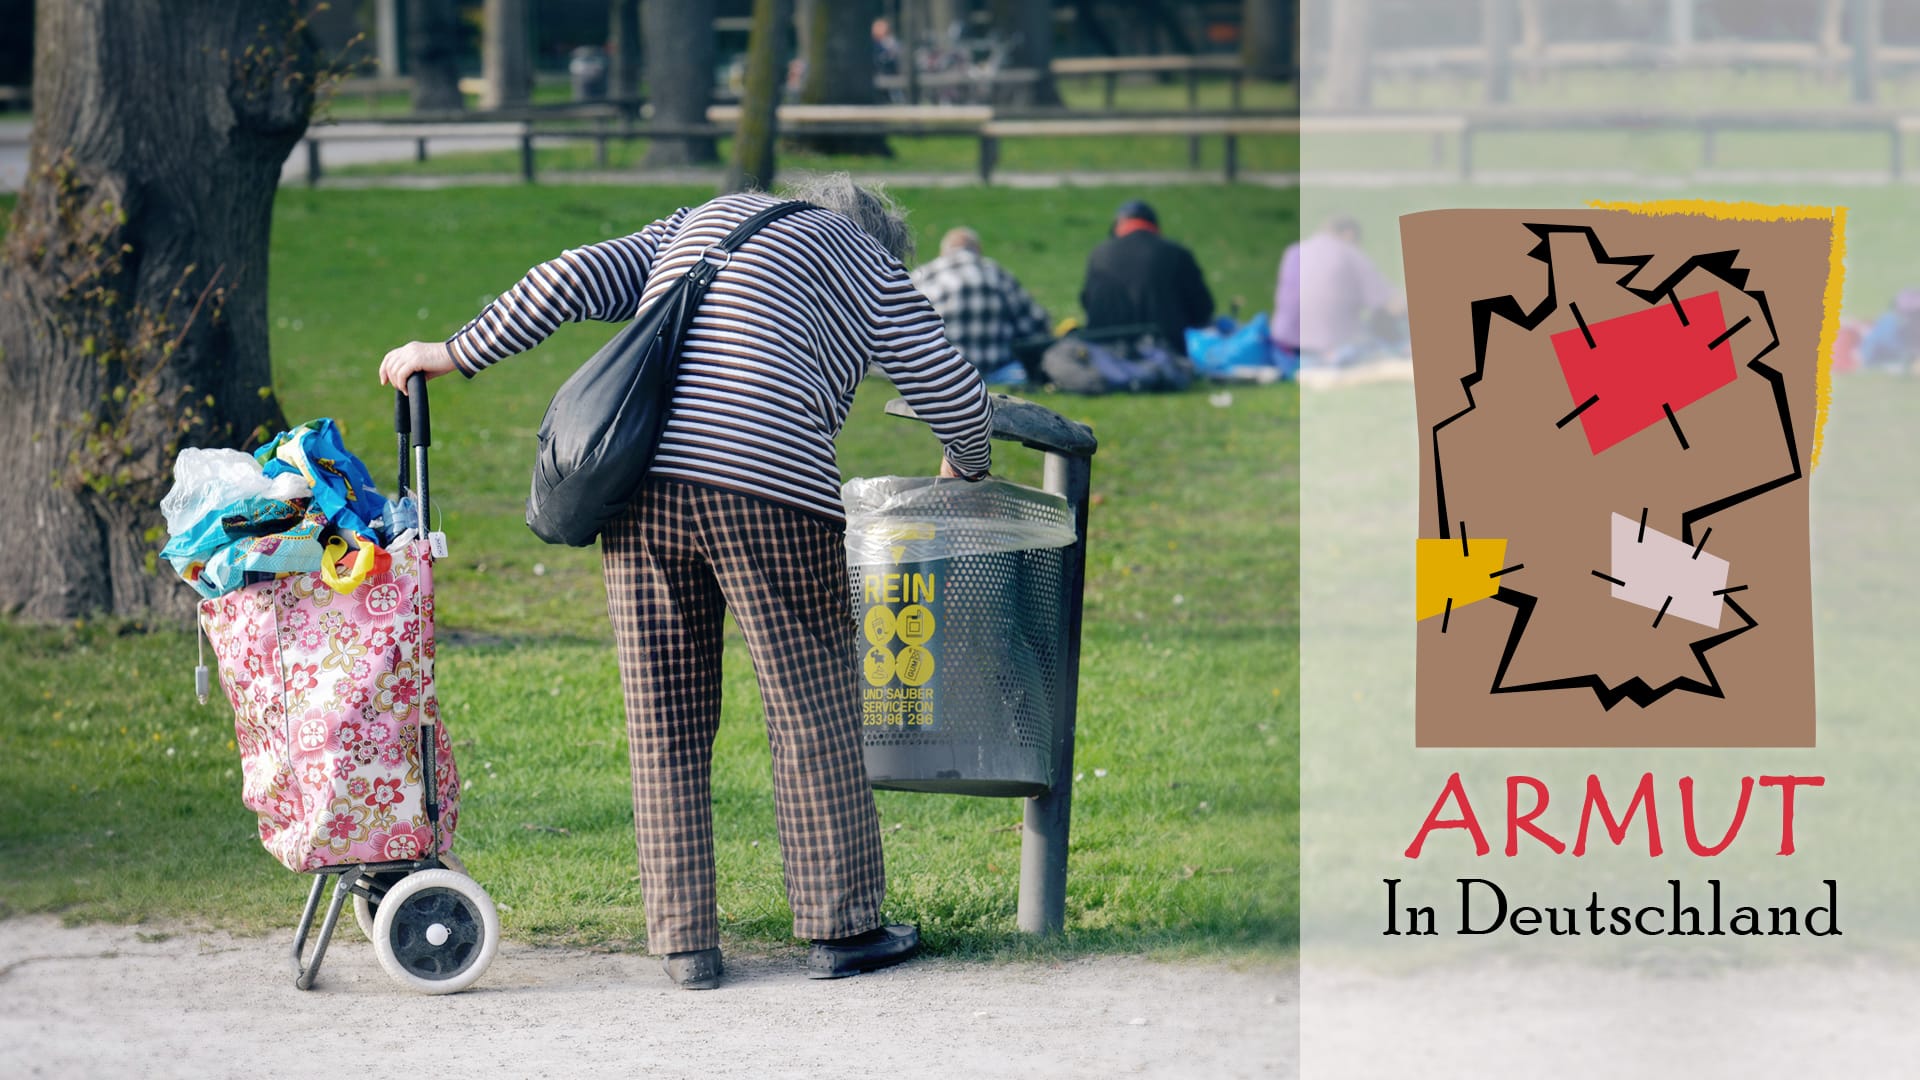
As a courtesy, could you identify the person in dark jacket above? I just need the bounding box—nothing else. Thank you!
[1078,200,1215,356]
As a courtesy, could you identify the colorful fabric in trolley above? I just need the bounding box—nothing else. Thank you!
[256,418,391,542]
[199,538,460,872]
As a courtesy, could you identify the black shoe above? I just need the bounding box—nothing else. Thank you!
[662,947,723,990]
[807,924,920,980]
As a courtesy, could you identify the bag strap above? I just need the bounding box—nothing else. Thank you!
[682,200,815,291]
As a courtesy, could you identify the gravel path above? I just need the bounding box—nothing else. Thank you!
[0,916,1296,1079]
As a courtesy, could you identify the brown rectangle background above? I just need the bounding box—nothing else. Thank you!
[1403,207,1832,747]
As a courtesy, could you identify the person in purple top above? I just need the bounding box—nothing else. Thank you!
[1271,215,1406,370]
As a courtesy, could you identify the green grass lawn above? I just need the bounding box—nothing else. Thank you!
[0,183,1300,960]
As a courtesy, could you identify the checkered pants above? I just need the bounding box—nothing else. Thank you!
[601,479,885,954]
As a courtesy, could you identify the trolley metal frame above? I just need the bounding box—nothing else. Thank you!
[290,373,451,989]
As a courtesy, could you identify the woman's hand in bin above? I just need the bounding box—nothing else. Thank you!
[939,456,988,482]
[379,341,457,391]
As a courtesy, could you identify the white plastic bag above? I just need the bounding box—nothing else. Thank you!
[160,448,310,538]
[841,476,1076,566]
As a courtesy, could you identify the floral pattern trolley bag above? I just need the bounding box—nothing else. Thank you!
[201,540,457,871]
[178,379,499,994]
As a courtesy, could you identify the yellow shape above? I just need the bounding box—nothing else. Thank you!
[1415,537,1509,622]
[1586,198,1844,472]
[897,604,935,646]
[863,605,897,647]
[863,645,896,687]
[897,644,936,687]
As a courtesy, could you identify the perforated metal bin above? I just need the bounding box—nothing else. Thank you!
[844,477,1076,797]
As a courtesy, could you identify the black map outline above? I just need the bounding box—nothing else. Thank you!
[1426,222,1807,711]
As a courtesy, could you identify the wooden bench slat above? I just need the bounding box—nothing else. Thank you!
[1050,56,1242,75]
[705,104,993,125]
[981,117,1297,137]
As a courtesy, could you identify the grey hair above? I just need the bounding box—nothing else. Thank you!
[778,172,915,263]
[940,227,980,257]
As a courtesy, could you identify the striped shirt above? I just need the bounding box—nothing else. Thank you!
[446,192,994,522]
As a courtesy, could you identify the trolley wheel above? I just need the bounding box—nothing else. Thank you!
[370,867,498,995]
[353,850,466,939]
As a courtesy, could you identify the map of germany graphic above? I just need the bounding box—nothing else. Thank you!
[1405,206,1836,747]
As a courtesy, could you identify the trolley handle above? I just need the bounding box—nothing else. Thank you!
[392,374,435,549]
[405,372,431,448]
[394,385,412,500]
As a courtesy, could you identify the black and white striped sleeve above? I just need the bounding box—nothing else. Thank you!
[867,265,994,477]
[445,206,692,375]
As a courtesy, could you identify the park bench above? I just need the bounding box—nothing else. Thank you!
[1461,107,1911,180]
[704,103,994,128]
[975,113,1298,182]
[1049,54,1247,111]
[526,121,730,173]
[1365,39,1920,80]
[1305,108,1920,181]
[300,121,532,185]
[1300,113,1468,171]
[874,67,1043,104]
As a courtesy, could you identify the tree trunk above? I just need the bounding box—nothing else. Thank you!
[0,0,313,620]
[1324,0,1372,109]
[643,0,719,167]
[989,0,1063,107]
[1518,0,1544,56]
[724,0,792,192]
[1668,0,1695,54]
[1821,0,1846,57]
[925,0,965,42]
[1241,0,1295,82]
[1484,0,1514,104]
[409,0,466,112]
[609,0,641,104]
[375,0,402,78]
[794,0,890,156]
[481,0,532,110]
[1850,0,1879,104]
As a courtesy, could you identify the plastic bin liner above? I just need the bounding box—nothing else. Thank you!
[842,477,1075,566]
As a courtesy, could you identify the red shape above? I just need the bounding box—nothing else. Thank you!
[1552,293,1737,455]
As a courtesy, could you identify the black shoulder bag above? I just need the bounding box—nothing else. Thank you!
[526,200,814,547]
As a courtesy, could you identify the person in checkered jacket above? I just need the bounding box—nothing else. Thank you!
[911,227,1051,385]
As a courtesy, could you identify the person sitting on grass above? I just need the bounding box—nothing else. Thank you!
[376,175,994,991]
[1271,214,1407,371]
[1079,199,1215,357]
[911,226,1052,386]
[1858,288,1920,373]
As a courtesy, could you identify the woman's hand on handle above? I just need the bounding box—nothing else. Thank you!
[379,341,457,391]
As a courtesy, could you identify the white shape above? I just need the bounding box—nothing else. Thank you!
[426,923,451,947]
[1608,513,1730,629]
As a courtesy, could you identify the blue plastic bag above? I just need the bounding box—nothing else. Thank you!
[1187,312,1284,376]
[160,496,323,599]
[256,419,389,542]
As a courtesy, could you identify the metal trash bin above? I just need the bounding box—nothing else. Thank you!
[843,476,1078,796]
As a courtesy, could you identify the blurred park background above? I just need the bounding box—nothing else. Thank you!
[0,1,1299,962]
